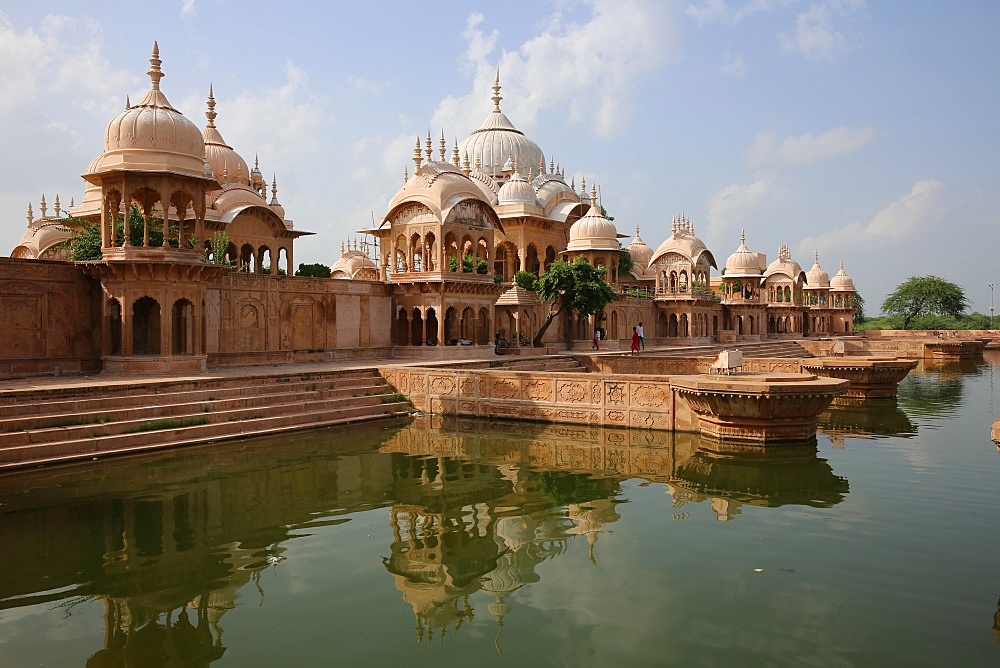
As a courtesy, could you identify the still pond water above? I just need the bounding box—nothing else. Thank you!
[1,353,999,667]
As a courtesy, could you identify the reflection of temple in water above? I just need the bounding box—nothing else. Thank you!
[0,415,850,655]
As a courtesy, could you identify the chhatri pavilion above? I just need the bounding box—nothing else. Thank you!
[3,43,855,377]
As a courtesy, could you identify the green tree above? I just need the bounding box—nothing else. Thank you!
[207,231,239,269]
[618,242,634,277]
[66,217,103,261]
[295,262,332,278]
[853,292,866,326]
[531,257,617,347]
[514,270,538,292]
[881,276,969,329]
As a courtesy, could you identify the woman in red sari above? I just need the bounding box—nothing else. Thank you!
[631,326,639,355]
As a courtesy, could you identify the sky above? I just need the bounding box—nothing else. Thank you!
[1,0,998,314]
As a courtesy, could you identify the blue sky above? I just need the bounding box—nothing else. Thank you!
[1,1,998,313]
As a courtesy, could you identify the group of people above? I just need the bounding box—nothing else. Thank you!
[592,319,644,355]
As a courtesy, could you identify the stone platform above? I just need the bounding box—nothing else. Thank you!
[799,357,918,400]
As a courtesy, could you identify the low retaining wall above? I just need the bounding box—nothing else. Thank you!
[378,365,690,432]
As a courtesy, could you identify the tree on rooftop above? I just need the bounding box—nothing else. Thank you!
[531,257,617,347]
[881,275,969,329]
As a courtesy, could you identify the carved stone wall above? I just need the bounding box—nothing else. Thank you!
[0,258,101,376]
[378,366,688,432]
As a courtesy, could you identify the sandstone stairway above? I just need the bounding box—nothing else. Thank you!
[0,368,411,470]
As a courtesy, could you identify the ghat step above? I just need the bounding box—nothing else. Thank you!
[0,368,409,470]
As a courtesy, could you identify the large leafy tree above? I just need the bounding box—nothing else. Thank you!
[531,257,617,347]
[881,275,969,329]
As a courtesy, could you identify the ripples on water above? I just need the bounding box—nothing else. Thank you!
[0,352,998,666]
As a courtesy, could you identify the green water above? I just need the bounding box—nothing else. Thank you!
[1,353,999,667]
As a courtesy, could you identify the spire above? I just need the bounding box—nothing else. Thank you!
[590,183,597,208]
[206,84,217,128]
[452,140,460,166]
[580,176,586,198]
[403,166,408,184]
[125,95,131,109]
[438,129,446,162]
[26,203,33,226]
[424,131,432,163]
[413,136,422,170]
[635,223,640,237]
[40,194,47,218]
[148,41,164,91]
[740,228,746,246]
[270,175,280,205]
[491,67,503,112]
[54,194,61,217]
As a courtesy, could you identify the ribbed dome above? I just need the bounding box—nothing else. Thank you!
[497,168,538,205]
[764,243,804,280]
[626,224,653,268]
[805,251,831,288]
[456,73,544,181]
[330,247,377,279]
[724,230,763,276]
[650,215,717,269]
[93,43,207,181]
[203,86,249,186]
[567,205,620,251]
[830,261,855,291]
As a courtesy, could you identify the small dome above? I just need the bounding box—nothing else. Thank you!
[626,224,653,268]
[497,168,538,205]
[724,230,763,277]
[91,43,208,181]
[567,205,620,252]
[830,261,855,291]
[203,86,249,187]
[456,72,544,181]
[649,214,717,269]
[805,251,830,288]
[764,243,804,281]
[331,245,378,279]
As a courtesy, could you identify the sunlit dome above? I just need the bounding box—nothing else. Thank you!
[830,261,856,291]
[764,243,805,281]
[497,167,538,205]
[724,229,764,277]
[805,251,831,288]
[456,72,544,181]
[567,204,620,251]
[649,214,717,269]
[89,42,208,182]
[626,224,653,268]
[202,85,250,186]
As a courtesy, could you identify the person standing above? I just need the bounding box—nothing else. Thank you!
[637,322,645,350]
[593,328,600,350]
[631,326,640,355]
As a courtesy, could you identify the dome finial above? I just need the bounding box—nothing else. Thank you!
[270,175,280,205]
[492,67,503,112]
[452,139,460,166]
[589,183,597,208]
[439,129,446,162]
[40,194,47,218]
[148,41,164,91]
[413,136,422,170]
[635,223,640,237]
[814,249,819,263]
[424,131,432,162]
[125,94,131,110]
[26,202,33,225]
[206,84,217,128]
[740,228,746,245]
[54,194,61,217]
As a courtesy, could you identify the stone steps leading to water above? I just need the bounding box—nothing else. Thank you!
[0,368,410,470]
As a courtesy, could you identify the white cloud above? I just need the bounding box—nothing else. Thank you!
[180,0,196,18]
[686,0,795,25]
[798,179,944,255]
[0,15,135,117]
[779,1,866,61]
[721,52,746,78]
[748,126,878,168]
[432,1,684,141]
[347,75,390,95]
[206,60,329,176]
[705,172,782,248]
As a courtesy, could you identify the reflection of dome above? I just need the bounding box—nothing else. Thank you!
[497,168,538,206]
[626,224,653,268]
[805,251,830,288]
[89,42,207,182]
[830,261,855,291]
[567,205,620,252]
[724,229,764,277]
[764,243,804,281]
[650,214,717,268]
[456,72,544,181]
[202,85,249,186]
